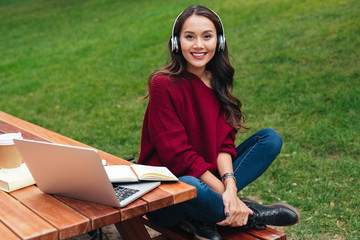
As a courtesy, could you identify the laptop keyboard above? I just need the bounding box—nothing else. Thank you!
[113,185,140,202]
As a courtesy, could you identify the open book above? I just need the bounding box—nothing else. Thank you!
[104,164,178,183]
[0,163,35,192]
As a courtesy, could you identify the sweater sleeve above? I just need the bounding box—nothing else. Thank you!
[147,77,212,177]
[219,129,237,159]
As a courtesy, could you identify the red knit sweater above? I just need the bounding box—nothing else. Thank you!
[138,72,237,178]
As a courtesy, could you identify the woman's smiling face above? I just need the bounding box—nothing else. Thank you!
[180,14,217,76]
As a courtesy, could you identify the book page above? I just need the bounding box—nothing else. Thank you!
[104,165,138,183]
[130,164,178,181]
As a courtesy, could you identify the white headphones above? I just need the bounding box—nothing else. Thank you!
[170,8,226,53]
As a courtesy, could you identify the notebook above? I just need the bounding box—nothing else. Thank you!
[13,139,160,208]
[104,164,178,182]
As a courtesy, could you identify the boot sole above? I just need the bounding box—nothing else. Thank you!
[241,198,301,225]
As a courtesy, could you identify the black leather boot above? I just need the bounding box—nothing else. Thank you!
[241,198,300,229]
[178,218,222,240]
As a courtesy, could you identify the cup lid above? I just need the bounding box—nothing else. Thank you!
[0,132,23,145]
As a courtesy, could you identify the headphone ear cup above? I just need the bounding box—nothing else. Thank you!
[217,34,225,51]
[171,36,179,53]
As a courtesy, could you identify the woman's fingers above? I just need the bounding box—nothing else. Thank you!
[222,200,253,227]
[225,206,230,218]
[220,192,254,227]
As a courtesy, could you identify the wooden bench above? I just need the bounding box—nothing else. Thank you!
[142,216,286,240]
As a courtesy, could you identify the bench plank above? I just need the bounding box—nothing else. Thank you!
[143,216,260,240]
[11,186,91,239]
[143,216,287,240]
[0,190,58,240]
[243,228,286,240]
[218,227,262,240]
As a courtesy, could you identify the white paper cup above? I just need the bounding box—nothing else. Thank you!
[0,133,23,169]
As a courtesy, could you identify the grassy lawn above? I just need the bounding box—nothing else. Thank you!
[1,0,359,239]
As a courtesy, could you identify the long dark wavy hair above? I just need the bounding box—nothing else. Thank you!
[143,5,247,131]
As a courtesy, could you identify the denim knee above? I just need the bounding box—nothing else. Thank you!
[259,128,283,157]
[178,176,225,223]
[179,176,223,211]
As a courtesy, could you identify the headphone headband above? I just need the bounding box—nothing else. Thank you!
[171,7,226,53]
[170,11,184,53]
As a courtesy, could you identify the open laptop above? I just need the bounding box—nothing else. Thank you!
[13,139,160,208]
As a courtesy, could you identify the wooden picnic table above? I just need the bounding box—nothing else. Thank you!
[0,111,196,240]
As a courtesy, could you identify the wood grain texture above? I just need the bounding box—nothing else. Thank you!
[115,217,152,240]
[0,190,58,240]
[219,227,260,240]
[0,221,21,240]
[0,112,88,148]
[263,228,287,240]
[55,195,121,230]
[0,121,45,142]
[119,199,148,221]
[11,186,91,239]
[158,181,197,204]
[140,187,173,212]
[244,227,286,240]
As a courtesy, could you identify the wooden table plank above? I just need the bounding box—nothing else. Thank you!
[140,187,173,212]
[0,190,58,240]
[0,121,45,142]
[119,199,148,221]
[0,113,129,166]
[55,196,121,230]
[0,221,21,240]
[0,112,88,148]
[158,181,197,204]
[11,186,91,239]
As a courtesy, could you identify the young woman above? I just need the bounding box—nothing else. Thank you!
[138,5,300,240]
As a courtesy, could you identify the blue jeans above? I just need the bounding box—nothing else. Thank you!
[147,128,283,227]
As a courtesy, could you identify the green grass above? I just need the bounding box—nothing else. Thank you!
[1,0,359,239]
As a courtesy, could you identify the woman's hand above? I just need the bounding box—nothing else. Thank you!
[217,181,253,227]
